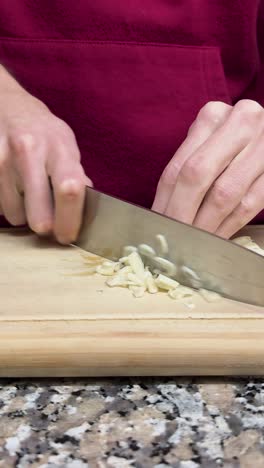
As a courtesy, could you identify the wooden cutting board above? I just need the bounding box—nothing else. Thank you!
[1,226,264,377]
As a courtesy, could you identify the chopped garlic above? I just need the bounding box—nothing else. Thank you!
[82,233,264,304]
[114,263,121,272]
[106,276,128,287]
[168,286,194,300]
[144,271,158,294]
[138,244,156,258]
[119,256,129,265]
[127,273,144,286]
[129,285,146,298]
[247,246,264,256]
[118,266,133,276]
[199,288,221,302]
[102,261,115,267]
[155,274,179,291]
[233,236,252,246]
[122,246,138,256]
[127,251,145,280]
[156,234,169,255]
[96,264,116,276]
[153,256,177,277]
[180,265,201,289]
[95,260,121,276]
[233,236,264,256]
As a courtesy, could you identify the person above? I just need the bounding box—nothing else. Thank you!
[0,1,264,244]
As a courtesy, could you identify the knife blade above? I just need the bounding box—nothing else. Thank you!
[75,186,264,306]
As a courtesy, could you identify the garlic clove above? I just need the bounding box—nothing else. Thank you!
[168,286,194,300]
[106,276,129,287]
[129,285,146,298]
[127,251,145,280]
[156,234,169,256]
[122,246,138,256]
[155,274,179,291]
[138,244,156,258]
[233,236,264,255]
[127,273,144,286]
[144,271,158,294]
[232,236,253,246]
[153,257,177,277]
[180,265,201,289]
[96,265,116,276]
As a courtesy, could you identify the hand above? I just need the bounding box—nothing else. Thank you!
[152,100,264,238]
[0,68,91,244]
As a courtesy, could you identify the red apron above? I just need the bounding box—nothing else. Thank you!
[0,0,263,225]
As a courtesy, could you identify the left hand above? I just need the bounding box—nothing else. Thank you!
[152,100,264,238]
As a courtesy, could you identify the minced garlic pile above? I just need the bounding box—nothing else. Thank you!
[232,236,264,255]
[81,235,264,304]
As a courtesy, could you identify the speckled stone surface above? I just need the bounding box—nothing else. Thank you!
[0,377,264,467]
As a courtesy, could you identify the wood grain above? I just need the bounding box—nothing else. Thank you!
[0,226,264,376]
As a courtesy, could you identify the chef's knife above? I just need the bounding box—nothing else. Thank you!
[75,186,264,306]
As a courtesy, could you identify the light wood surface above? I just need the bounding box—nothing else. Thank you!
[1,227,264,377]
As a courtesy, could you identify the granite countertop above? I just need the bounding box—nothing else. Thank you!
[0,377,263,468]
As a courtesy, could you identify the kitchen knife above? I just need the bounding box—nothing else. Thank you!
[75,186,264,306]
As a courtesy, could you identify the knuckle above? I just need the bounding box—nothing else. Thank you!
[53,120,79,159]
[198,101,230,126]
[10,130,36,157]
[58,178,84,198]
[161,160,181,185]
[234,100,263,123]
[237,196,254,218]
[180,158,204,184]
[210,183,234,209]
[235,99,263,114]
[55,119,75,138]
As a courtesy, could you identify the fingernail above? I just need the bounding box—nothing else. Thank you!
[34,221,53,236]
[56,232,77,245]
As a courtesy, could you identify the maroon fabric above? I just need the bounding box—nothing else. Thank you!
[0,1,263,227]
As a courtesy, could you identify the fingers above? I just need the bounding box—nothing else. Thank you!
[0,168,26,225]
[48,143,87,244]
[152,101,232,214]
[165,100,263,225]
[52,168,87,245]
[194,129,264,232]
[0,139,26,225]
[23,168,53,235]
[216,174,264,238]
[10,124,90,244]
[0,85,91,242]
[13,133,53,234]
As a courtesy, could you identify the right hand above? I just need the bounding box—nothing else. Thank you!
[0,70,91,244]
